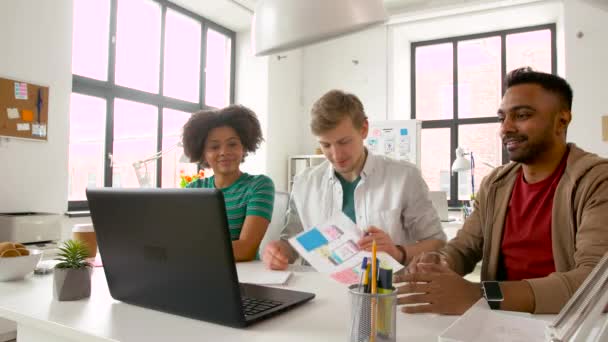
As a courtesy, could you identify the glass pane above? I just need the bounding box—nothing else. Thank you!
[163,9,201,102]
[415,43,453,120]
[457,36,502,119]
[113,99,158,188]
[161,109,197,188]
[205,29,232,108]
[506,29,552,74]
[458,123,502,200]
[68,94,106,201]
[72,0,110,80]
[115,0,161,93]
[421,128,451,199]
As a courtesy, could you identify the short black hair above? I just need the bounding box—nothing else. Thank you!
[505,67,573,110]
[181,105,263,167]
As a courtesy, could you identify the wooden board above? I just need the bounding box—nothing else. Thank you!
[0,77,49,141]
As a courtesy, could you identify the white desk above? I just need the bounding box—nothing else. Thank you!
[0,262,459,342]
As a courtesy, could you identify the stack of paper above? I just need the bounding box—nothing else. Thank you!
[237,269,292,285]
[439,300,548,342]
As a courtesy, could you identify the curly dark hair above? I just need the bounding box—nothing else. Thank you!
[181,105,263,167]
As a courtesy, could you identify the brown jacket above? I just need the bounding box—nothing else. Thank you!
[442,144,608,314]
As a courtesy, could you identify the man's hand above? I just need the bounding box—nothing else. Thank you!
[357,226,400,261]
[262,240,290,270]
[408,251,448,274]
[394,263,481,315]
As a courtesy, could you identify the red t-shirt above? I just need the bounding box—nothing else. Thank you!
[500,150,569,281]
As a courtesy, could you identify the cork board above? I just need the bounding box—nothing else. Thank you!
[0,77,49,141]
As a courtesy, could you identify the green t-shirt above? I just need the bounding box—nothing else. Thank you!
[336,173,361,223]
[186,173,275,240]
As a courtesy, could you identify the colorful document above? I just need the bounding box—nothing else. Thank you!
[288,212,404,286]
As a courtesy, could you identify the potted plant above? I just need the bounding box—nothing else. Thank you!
[53,239,92,301]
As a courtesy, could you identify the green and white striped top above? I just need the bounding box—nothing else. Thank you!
[186,173,275,240]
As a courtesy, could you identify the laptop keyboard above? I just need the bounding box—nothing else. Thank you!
[241,296,283,316]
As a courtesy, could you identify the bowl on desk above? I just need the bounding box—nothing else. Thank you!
[0,249,43,281]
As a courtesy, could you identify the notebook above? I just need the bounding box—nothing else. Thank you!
[86,188,314,328]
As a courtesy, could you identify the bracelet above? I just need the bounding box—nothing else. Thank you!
[395,245,407,265]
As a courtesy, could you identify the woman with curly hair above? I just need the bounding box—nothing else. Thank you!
[182,105,275,262]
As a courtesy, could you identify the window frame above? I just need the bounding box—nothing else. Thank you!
[69,0,236,210]
[411,23,556,207]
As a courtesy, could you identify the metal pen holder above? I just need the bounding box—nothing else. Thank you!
[348,284,397,342]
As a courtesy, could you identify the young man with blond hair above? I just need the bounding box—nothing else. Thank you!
[262,89,446,270]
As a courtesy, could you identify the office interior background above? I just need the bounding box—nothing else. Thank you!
[0,0,607,224]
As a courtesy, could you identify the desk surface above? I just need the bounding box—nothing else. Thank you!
[0,262,460,342]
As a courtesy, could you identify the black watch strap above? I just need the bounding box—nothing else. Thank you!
[481,281,503,310]
[487,300,501,310]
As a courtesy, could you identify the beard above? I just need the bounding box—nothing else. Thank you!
[503,133,554,164]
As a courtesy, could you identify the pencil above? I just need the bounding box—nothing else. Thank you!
[370,240,377,342]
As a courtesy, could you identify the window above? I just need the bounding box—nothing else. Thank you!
[69,0,235,209]
[412,24,556,205]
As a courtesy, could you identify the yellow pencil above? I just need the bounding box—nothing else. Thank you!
[370,240,377,342]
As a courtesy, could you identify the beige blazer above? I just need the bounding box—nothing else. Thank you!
[442,144,608,313]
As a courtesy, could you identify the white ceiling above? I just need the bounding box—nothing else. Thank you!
[169,0,478,32]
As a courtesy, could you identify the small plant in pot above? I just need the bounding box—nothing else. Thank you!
[54,239,92,301]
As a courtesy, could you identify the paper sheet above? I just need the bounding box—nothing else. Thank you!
[14,82,28,100]
[237,269,292,285]
[288,212,404,286]
[16,123,30,131]
[439,300,547,342]
[31,123,46,137]
[21,109,34,122]
[6,108,19,119]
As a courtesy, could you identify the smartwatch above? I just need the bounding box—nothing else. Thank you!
[481,281,503,310]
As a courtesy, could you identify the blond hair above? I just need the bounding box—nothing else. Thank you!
[310,90,367,135]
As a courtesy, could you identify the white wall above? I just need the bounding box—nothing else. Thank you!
[298,27,389,154]
[0,0,73,213]
[563,0,608,156]
[265,51,304,191]
[235,32,304,191]
[235,31,269,176]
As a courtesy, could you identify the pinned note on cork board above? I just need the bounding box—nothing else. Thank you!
[0,77,49,141]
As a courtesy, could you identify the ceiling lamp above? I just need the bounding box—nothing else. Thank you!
[252,0,388,56]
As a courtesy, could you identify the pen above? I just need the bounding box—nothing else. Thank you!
[370,240,377,342]
[363,264,370,293]
[377,267,394,337]
[358,257,368,292]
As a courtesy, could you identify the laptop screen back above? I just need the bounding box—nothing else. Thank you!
[86,188,247,326]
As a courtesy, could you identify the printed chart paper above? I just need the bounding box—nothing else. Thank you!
[289,212,404,286]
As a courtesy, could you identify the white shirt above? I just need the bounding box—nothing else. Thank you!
[280,152,446,248]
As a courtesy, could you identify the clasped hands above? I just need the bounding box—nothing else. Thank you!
[394,252,481,315]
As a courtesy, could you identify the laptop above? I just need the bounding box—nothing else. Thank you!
[428,191,451,222]
[86,188,315,328]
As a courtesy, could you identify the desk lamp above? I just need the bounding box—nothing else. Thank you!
[451,147,475,199]
[132,142,190,188]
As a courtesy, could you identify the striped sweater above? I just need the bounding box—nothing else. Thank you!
[186,173,275,240]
